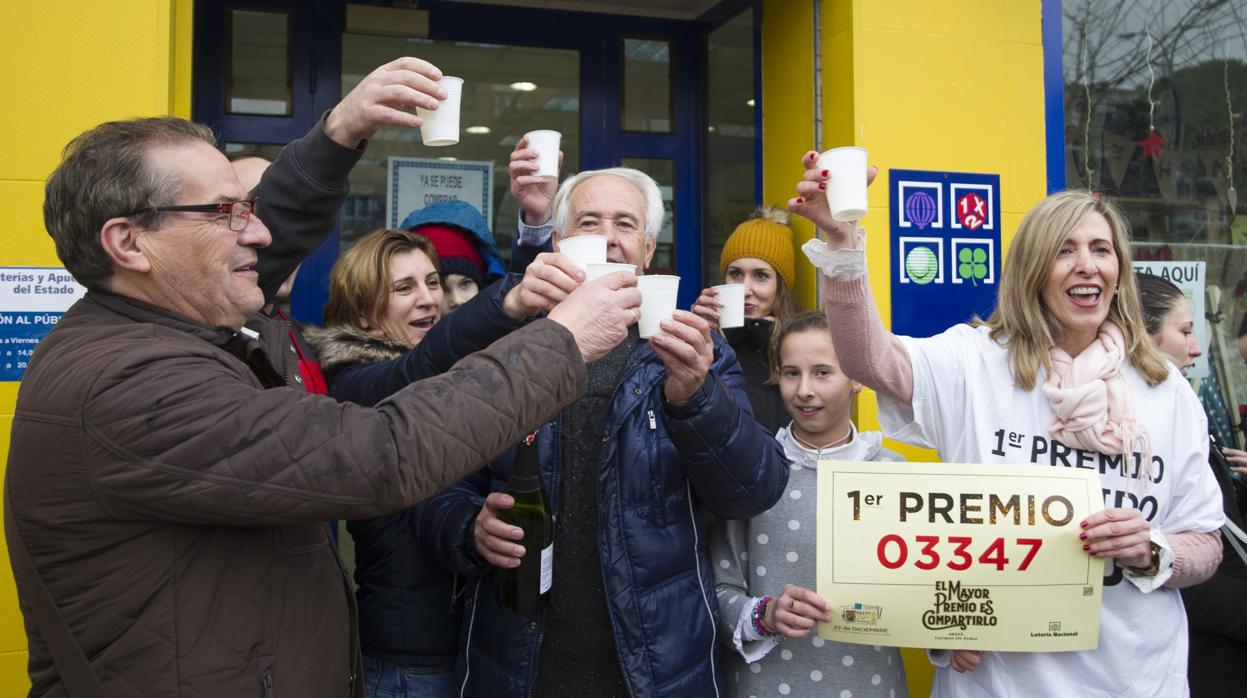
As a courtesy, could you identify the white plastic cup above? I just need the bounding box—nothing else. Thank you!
[417,76,464,147]
[526,130,562,180]
[586,262,636,282]
[712,283,745,328]
[816,146,868,222]
[556,234,608,271]
[637,275,681,339]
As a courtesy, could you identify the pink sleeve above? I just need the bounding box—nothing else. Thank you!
[822,275,915,406]
[1164,530,1223,589]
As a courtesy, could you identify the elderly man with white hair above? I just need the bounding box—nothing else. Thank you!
[434,155,790,697]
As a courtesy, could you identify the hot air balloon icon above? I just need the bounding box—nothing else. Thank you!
[904,191,937,230]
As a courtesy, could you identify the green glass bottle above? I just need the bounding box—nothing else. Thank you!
[495,432,553,613]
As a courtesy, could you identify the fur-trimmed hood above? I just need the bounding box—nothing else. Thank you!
[303,324,409,372]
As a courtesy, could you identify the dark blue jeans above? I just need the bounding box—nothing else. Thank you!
[362,656,456,698]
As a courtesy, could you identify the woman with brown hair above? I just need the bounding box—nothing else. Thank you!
[308,227,582,698]
[788,151,1224,696]
[692,206,804,431]
[323,228,444,349]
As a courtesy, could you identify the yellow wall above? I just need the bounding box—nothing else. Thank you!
[0,1,193,691]
[762,0,1049,694]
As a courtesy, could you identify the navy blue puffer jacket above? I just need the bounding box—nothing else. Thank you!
[307,277,526,671]
[436,334,789,696]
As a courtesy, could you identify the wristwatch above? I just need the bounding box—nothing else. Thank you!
[1125,542,1162,577]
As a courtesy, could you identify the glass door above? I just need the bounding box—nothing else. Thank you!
[194,0,708,311]
[338,34,581,258]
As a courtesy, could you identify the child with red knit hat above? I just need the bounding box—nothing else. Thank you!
[400,200,506,314]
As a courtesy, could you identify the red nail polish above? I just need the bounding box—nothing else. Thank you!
[1080,521,1088,529]
[1079,532,1087,540]
[818,183,827,190]
[796,197,804,204]
[1082,544,1089,551]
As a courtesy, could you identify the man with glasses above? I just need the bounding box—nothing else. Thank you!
[6,57,640,697]
[444,166,789,697]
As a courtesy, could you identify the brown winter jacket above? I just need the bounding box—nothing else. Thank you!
[5,289,586,698]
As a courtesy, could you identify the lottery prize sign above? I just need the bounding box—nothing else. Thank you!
[816,461,1104,651]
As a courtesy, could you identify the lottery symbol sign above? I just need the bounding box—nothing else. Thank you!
[958,248,989,286]
[890,169,1001,337]
[905,191,938,230]
[957,193,987,230]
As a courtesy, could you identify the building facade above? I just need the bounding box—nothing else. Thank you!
[3,0,1242,693]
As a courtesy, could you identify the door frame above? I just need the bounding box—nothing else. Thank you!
[193,0,750,318]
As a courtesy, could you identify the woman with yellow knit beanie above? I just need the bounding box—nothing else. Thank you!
[692,206,803,431]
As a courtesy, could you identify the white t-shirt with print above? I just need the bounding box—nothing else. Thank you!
[877,324,1222,698]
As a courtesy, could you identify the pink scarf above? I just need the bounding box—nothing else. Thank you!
[1042,322,1151,477]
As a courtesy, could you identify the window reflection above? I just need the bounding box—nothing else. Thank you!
[622,38,673,133]
[340,35,579,263]
[703,8,757,287]
[1062,0,1246,446]
[620,157,675,274]
[227,10,292,116]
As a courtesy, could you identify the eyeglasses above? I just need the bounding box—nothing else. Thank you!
[126,197,257,232]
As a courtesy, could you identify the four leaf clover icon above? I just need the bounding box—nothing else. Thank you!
[958,247,988,286]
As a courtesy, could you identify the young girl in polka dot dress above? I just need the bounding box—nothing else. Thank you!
[711,312,909,698]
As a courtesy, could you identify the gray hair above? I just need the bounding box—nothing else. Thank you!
[43,117,216,289]
[551,167,665,242]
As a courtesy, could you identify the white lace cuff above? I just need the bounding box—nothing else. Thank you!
[732,597,779,663]
[802,238,867,280]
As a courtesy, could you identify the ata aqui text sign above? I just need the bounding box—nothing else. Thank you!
[890,169,1001,337]
[0,267,87,381]
[386,157,493,230]
[816,461,1103,652]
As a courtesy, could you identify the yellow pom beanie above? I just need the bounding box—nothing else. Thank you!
[719,206,795,288]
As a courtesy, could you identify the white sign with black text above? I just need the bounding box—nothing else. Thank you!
[0,267,87,381]
[386,157,494,230]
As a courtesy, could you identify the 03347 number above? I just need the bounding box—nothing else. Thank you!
[875,535,1043,572]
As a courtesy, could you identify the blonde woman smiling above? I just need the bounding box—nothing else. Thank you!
[789,156,1222,698]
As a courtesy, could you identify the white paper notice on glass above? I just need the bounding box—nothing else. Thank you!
[386,157,494,231]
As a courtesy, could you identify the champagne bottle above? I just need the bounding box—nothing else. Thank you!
[495,432,553,613]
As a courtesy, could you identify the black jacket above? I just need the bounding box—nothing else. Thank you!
[723,318,788,433]
[306,276,526,670]
[1181,434,1247,696]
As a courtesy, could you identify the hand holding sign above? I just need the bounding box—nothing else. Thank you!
[764,585,832,639]
[950,649,983,673]
[1079,507,1153,570]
